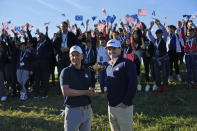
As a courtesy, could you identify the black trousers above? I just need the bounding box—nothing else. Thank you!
[34,64,50,96]
[57,53,70,76]
[4,64,17,94]
[168,51,180,76]
[134,56,141,76]
[142,56,154,82]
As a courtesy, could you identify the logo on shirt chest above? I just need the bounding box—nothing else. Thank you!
[115,67,119,71]
[85,74,89,78]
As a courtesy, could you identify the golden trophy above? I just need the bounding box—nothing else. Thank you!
[91,63,105,93]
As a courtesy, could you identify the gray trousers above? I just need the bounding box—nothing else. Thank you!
[16,69,29,94]
[0,72,9,97]
[64,105,92,131]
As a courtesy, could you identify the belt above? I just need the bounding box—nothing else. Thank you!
[67,104,91,110]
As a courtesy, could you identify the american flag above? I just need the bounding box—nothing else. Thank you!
[130,14,138,21]
[21,25,26,31]
[6,30,11,35]
[2,22,9,29]
[124,15,133,23]
[101,8,107,15]
[11,24,15,30]
[135,23,142,29]
[164,17,167,26]
[117,19,121,24]
[44,22,50,26]
[138,9,147,16]
[28,24,33,28]
[98,20,105,30]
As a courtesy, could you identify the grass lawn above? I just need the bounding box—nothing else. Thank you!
[1,64,197,131]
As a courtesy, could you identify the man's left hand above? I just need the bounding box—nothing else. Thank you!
[116,103,128,109]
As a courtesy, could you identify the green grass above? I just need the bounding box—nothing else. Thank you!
[1,64,197,131]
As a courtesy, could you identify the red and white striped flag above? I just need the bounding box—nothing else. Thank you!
[98,20,105,30]
[29,24,33,28]
[195,12,197,17]
[6,30,11,35]
[21,25,26,31]
[11,24,15,30]
[124,15,133,22]
[135,23,142,29]
[2,22,9,29]
[164,17,167,26]
[138,9,147,16]
[117,19,121,24]
[44,22,50,26]
[101,8,107,15]
[69,25,75,32]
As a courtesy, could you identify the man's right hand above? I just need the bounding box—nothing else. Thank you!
[86,90,99,96]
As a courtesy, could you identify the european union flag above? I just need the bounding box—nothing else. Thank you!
[75,15,83,21]
[106,15,116,24]
[15,26,21,31]
[106,16,112,23]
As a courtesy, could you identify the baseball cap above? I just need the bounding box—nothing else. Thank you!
[69,45,83,54]
[106,39,121,48]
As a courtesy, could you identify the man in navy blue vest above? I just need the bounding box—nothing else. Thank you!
[105,39,137,131]
[148,20,169,92]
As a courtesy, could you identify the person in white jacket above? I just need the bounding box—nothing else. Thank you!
[166,25,182,82]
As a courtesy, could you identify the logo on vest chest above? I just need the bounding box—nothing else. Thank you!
[85,74,89,78]
[115,67,119,71]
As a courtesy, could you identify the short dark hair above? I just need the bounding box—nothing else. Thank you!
[170,25,177,30]
[61,21,68,26]
[156,29,163,34]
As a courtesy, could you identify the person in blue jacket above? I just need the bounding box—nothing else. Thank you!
[105,39,137,131]
[16,42,34,100]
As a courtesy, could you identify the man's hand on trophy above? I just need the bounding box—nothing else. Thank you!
[99,93,107,98]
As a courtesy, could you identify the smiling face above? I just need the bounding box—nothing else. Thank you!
[69,51,83,67]
[107,47,121,59]
[61,22,68,33]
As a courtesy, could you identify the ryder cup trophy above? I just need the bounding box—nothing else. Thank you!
[91,63,105,93]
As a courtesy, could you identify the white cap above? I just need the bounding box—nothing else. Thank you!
[69,45,83,54]
[106,39,121,48]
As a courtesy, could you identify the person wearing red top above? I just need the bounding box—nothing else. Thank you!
[184,28,197,88]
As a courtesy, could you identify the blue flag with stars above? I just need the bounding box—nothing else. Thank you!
[75,15,83,21]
